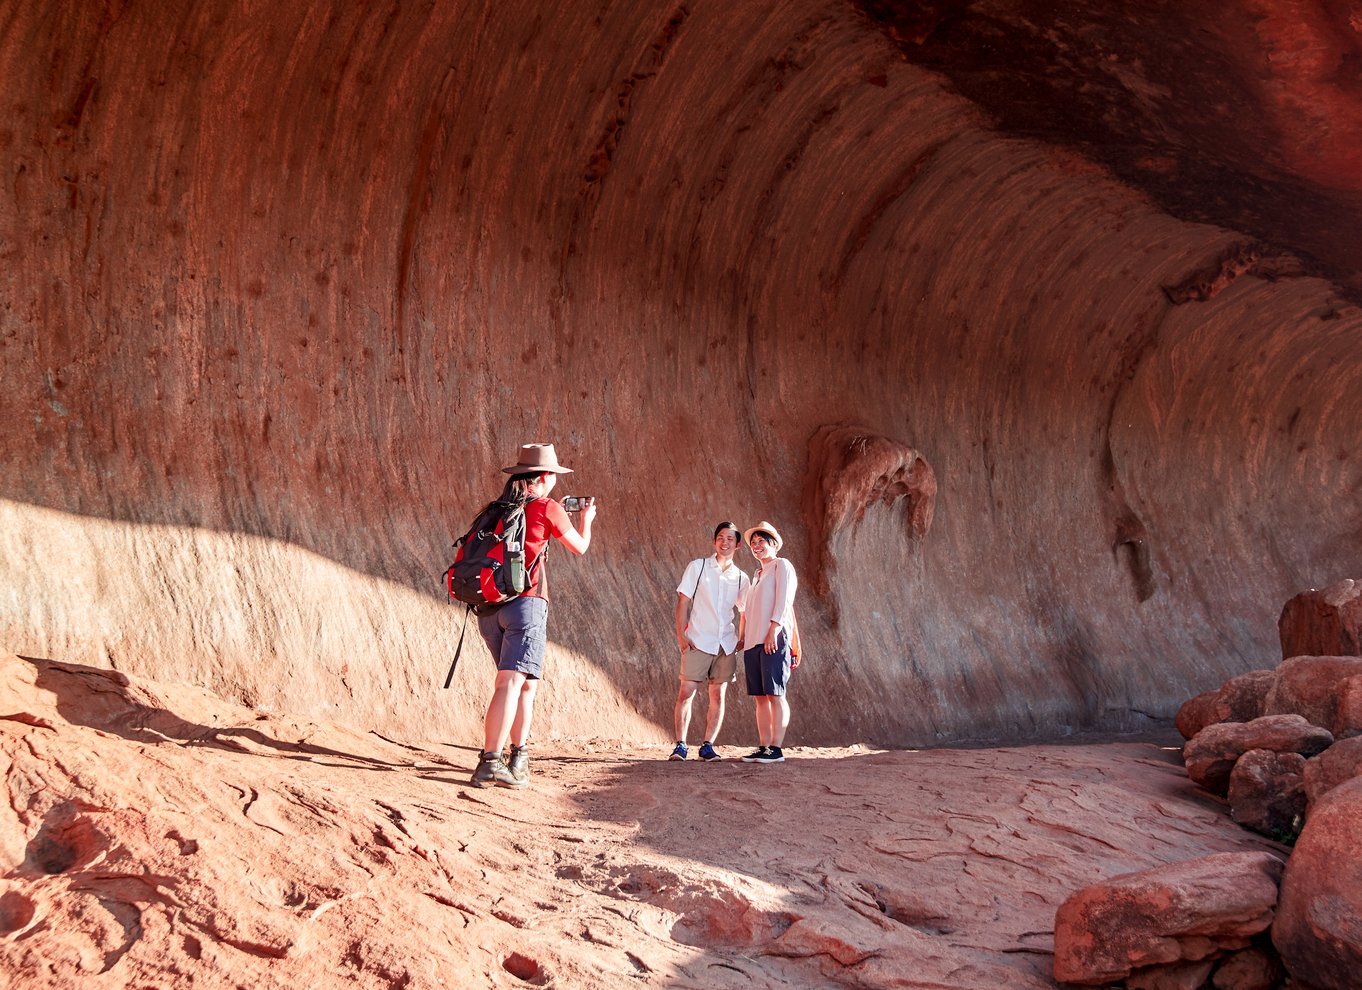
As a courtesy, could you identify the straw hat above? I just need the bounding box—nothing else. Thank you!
[501,442,574,475]
[743,521,783,550]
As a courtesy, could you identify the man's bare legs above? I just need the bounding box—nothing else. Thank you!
[704,681,728,743]
[676,680,728,741]
[674,679,701,743]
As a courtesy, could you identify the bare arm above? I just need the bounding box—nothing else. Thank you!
[557,497,596,555]
[675,593,691,653]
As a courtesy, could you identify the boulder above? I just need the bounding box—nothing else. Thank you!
[1177,690,1223,742]
[1303,735,1362,811]
[1272,777,1362,990]
[1126,958,1215,989]
[1263,655,1362,735]
[1226,749,1306,841]
[1222,672,1276,722]
[1209,945,1284,990]
[1052,852,1284,986]
[1183,716,1333,796]
[1336,675,1362,738]
[1279,580,1362,659]
[1176,672,1276,741]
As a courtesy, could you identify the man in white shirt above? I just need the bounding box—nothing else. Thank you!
[671,522,750,761]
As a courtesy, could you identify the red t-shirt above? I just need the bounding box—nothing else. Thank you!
[522,496,572,601]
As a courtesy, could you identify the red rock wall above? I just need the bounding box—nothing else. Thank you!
[3,0,1361,746]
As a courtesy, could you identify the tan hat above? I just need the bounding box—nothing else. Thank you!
[501,442,574,475]
[743,521,783,550]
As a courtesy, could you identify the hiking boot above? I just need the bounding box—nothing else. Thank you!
[669,741,689,761]
[754,746,785,764]
[698,741,720,761]
[508,744,530,785]
[740,746,769,763]
[470,751,523,788]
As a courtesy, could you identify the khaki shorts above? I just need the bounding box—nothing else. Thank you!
[680,647,738,684]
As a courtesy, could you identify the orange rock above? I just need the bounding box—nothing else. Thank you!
[1279,580,1362,661]
[1273,777,1362,990]
[1184,716,1332,796]
[1053,852,1284,986]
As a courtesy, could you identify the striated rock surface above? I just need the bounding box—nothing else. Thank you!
[1183,715,1333,796]
[1279,579,1362,659]
[1051,851,1284,986]
[4,0,1362,749]
[803,423,936,601]
[1273,777,1362,990]
[0,652,1289,989]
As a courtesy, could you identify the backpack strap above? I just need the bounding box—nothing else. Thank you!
[442,603,473,689]
[520,495,552,589]
[690,556,705,597]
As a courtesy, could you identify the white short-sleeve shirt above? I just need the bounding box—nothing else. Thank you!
[677,555,750,655]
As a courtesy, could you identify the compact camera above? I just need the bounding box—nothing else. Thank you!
[561,496,593,513]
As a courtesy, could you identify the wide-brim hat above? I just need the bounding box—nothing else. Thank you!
[501,442,574,475]
[743,521,783,550]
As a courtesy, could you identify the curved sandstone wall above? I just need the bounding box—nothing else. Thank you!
[3,0,1360,746]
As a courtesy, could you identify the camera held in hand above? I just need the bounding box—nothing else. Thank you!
[562,495,594,513]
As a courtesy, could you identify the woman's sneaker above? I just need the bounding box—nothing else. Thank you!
[740,746,769,763]
[754,746,785,763]
[698,741,720,761]
[669,742,689,761]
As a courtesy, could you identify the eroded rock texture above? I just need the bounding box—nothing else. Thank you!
[0,654,1290,990]
[4,1,1362,746]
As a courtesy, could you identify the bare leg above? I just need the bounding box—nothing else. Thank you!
[704,682,728,743]
[673,680,700,742]
[754,695,773,747]
[483,669,528,754]
[770,695,790,747]
[509,678,538,747]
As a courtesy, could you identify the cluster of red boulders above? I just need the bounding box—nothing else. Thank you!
[1053,581,1362,990]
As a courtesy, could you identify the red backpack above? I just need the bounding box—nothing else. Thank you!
[445,498,542,606]
[441,498,546,687]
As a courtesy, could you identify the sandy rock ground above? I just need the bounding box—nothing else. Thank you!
[2,654,1285,989]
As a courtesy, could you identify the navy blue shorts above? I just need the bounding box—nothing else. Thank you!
[744,631,791,696]
[476,596,548,679]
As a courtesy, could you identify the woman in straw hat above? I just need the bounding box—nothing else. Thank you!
[470,443,596,788]
[738,521,798,764]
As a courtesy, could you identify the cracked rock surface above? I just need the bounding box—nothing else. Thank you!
[2,653,1286,989]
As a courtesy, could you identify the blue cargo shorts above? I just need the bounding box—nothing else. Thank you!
[477,596,549,679]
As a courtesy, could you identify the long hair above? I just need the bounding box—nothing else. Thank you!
[498,471,541,507]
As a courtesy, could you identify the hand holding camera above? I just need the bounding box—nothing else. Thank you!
[561,495,595,514]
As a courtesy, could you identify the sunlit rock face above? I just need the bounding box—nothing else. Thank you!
[3,0,1361,746]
